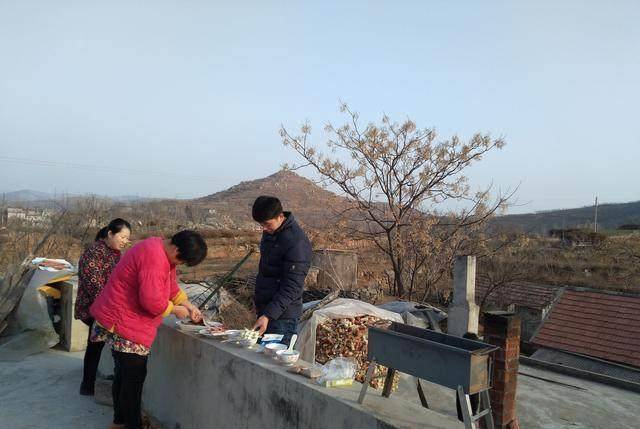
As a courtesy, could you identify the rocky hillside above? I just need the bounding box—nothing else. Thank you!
[194,170,348,229]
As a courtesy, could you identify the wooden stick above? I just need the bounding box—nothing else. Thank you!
[300,289,340,322]
[381,367,396,398]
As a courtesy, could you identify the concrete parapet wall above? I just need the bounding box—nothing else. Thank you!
[143,323,464,429]
[312,249,358,291]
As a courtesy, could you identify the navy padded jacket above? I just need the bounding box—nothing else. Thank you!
[255,212,312,321]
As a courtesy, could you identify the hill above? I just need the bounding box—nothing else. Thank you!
[194,170,348,229]
[493,200,640,234]
[1,191,155,208]
[2,190,52,202]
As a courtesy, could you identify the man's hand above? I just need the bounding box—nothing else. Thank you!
[172,305,189,319]
[252,315,270,335]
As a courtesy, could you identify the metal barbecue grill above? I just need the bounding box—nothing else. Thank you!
[358,322,498,429]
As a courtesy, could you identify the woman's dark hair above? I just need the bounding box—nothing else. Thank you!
[95,218,132,242]
[171,230,207,266]
[252,196,283,223]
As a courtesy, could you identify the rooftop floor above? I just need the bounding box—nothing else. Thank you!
[395,361,640,429]
[2,346,638,429]
[0,349,112,429]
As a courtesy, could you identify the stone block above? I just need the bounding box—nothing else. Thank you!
[58,281,88,352]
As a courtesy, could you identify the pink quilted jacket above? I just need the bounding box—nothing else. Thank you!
[90,237,187,347]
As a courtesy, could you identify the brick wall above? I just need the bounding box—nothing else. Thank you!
[483,311,521,429]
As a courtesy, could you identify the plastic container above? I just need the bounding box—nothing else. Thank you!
[315,357,357,387]
[260,334,284,345]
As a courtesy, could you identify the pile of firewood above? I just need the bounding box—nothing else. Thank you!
[315,315,397,389]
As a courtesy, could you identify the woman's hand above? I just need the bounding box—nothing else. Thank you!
[172,305,189,319]
[181,300,202,323]
[189,307,203,323]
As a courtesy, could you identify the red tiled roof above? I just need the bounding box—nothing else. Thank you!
[475,278,561,310]
[531,289,640,368]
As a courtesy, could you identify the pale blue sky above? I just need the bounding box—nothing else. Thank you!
[0,1,638,213]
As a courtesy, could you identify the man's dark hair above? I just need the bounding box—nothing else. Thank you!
[252,196,283,223]
[171,230,207,266]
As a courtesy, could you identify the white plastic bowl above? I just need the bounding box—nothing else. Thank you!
[264,343,288,357]
[276,349,300,365]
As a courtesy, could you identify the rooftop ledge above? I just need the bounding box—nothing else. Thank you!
[143,320,465,429]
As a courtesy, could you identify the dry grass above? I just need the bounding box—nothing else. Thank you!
[218,289,254,329]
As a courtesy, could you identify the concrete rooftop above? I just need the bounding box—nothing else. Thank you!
[2,343,638,429]
[0,349,113,429]
[395,361,640,429]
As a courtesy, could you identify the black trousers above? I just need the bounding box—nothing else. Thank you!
[80,318,105,393]
[112,350,148,429]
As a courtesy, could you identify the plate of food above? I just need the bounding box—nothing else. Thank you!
[196,324,227,336]
[198,328,217,338]
[206,329,242,339]
[175,319,205,332]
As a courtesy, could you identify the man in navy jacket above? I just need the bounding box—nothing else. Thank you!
[251,196,312,345]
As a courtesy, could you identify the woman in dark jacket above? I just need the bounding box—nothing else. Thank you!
[75,218,131,395]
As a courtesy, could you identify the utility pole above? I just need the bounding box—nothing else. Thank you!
[1,192,5,227]
[594,196,598,233]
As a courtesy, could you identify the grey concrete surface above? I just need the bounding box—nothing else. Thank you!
[59,280,89,352]
[4,325,635,429]
[0,349,113,429]
[144,323,465,429]
[393,363,640,429]
[448,256,479,337]
[516,364,639,429]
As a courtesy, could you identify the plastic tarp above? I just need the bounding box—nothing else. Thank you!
[377,300,447,325]
[297,298,403,363]
[0,260,74,361]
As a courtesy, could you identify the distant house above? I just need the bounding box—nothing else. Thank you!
[5,207,53,224]
[475,278,564,341]
[530,288,640,383]
[6,207,27,220]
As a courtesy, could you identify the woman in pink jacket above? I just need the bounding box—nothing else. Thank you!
[90,230,207,429]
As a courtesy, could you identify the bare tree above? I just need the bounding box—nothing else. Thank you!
[404,214,489,301]
[281,104,512,297]
[476,234,531,311]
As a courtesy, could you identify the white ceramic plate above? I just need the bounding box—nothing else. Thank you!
[203,320,224,329]
[207,329,243,339]
[176,320,205,332]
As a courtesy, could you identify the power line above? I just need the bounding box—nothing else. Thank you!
[0,156,221,183]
